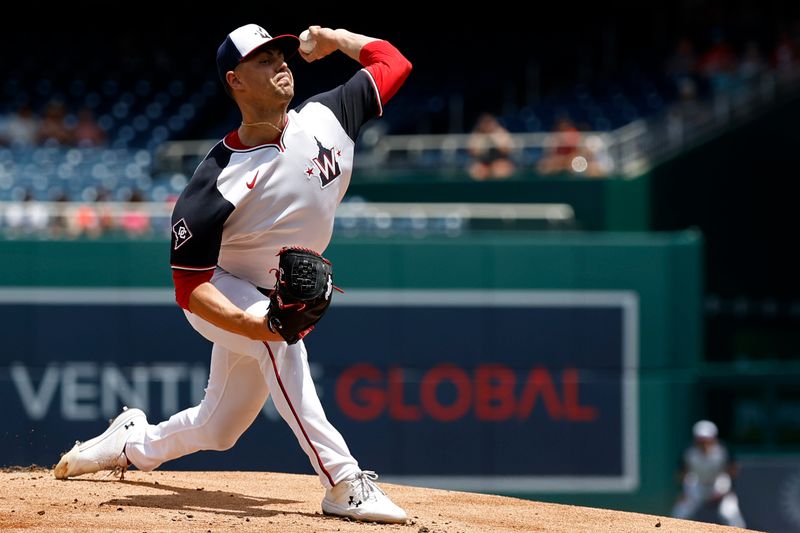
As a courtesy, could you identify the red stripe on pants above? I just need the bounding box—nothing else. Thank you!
[264,341,335,487]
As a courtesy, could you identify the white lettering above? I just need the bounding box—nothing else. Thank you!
[101,365,149,418]
[10,363,60,420]
[61,363,99,420]
[151,364,187,415]
[7,362,268,422]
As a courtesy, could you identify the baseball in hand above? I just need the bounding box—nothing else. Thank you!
[299,30,316,54]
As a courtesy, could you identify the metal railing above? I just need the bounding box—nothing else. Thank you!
[155,68,800,181]
[0,200,575,239]
[155,130,625,178]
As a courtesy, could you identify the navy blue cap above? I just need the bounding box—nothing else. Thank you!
[216,24,300,87]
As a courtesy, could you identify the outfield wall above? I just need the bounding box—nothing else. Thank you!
[0,231,702,514]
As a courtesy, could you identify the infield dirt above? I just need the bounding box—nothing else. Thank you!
[0,468,761,532]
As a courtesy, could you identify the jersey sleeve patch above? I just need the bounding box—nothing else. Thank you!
[169,143,235,270]
[172,218,193,250]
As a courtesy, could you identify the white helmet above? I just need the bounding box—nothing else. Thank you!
[693,419,718,440]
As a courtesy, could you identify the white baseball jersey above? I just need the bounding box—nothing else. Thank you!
[683,442,730,486]
[170,69,381,287]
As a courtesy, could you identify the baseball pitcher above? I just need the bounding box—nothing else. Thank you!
[54,22,411,524]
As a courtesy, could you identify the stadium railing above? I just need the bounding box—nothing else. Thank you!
[155,68,800,180]
[0,200,576,239]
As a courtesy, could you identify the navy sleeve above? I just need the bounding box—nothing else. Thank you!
[296,70,380,141]
[170,144,235,271]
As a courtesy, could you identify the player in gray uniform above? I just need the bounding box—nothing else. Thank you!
[671,420,747,527]
[54,22,412,524]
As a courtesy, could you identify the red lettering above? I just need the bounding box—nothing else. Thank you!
[517,367,563,420]
[562,368,598,421]
[421,364,471,422]
[475,364,516,421]
[336,363,598,423]
[388,367,421,421]
[335,364,385,421]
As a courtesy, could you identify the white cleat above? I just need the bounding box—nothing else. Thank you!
[53,406,146,480]
[322,470,407,524]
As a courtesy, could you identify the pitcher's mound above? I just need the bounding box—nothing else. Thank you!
[0,468,759,532]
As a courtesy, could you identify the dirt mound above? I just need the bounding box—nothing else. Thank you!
[0,469,759,532]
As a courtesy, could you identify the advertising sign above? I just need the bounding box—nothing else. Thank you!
[0,288,638,493]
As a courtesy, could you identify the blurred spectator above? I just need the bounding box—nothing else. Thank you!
[698,28,737,95]
[73,107,107,147]
[738,41,767,84]
[466,113,516,180]
[49,191,71,237]
[581,135,614,177]
[120,189,151,237]
[3,189,49,236]
[94,187,116,234]
[1,104,39,147]
[671,420,747,528]
[37,100,74,146]
[772,30,799,76]
[666,37,700,96]
[537,118,613,177]
[667,75,712,144]
[70,203,102,237]
[537,116,581,175]
[676,75,709,117]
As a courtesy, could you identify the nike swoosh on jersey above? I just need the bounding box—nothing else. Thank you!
[246,171,259,189]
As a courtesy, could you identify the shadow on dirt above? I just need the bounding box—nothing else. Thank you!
[72,478,328,520]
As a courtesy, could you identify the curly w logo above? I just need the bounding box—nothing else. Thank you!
[311,137,341,188]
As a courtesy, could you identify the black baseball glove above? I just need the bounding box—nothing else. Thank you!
[266,247,340,344]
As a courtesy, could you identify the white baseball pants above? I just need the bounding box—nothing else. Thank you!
[125,268,360,488]
[671,483,746,528]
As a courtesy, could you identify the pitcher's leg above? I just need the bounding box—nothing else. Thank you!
[262,340,359,488]
[126,344,268,471]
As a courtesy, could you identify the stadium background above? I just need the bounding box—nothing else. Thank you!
[1,1,799,531]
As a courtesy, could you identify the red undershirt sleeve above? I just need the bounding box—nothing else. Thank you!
[172,269,214,311]
[360,40,412,105]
